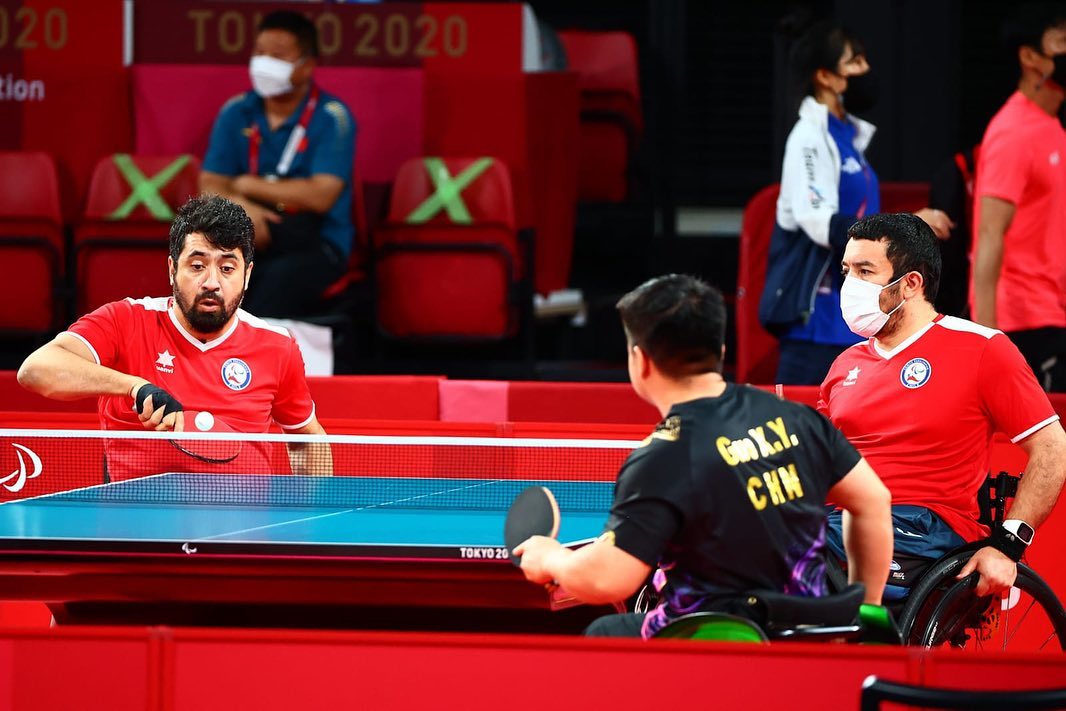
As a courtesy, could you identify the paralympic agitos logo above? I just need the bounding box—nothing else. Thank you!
[0,443,42,493]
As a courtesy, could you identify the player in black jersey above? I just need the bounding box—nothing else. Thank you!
[515,274,892,638]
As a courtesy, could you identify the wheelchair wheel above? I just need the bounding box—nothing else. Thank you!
[899,551,1066,652]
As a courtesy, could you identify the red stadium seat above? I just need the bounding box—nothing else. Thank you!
[735,185,781,385]
[373,156,530,342]
[73,153,201,316]
[0,152,65,334]
[558,30,643,203]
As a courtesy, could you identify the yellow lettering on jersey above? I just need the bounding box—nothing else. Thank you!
[717,436,739,466]
[719,419,801,469]
[767,417,793,449]
[742,438,762,462]
[780,463,804,501]
[747,476,767,510]
[725,438,755,464]
[747,426,776,458]
[763,468,786,506]
[766,417,796,450]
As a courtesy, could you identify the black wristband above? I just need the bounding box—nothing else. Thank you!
[134,384,183,417]
[987,525,1027,562]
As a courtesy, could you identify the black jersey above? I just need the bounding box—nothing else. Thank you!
[602,383,861,638]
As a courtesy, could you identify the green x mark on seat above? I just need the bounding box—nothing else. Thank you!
[108,154,192,221]
[404,157,494,225]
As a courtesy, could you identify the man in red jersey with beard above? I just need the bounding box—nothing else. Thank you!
[818,212,1066,602]
[17,195,331,479]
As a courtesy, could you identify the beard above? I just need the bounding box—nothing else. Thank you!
[174,286,243,335]
[874,284,906,339]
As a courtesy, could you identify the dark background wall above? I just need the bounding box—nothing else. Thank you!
[530,0,1027,208]
[509,0,1032,377]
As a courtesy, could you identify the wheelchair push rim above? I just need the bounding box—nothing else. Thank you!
[901,553,1066,653]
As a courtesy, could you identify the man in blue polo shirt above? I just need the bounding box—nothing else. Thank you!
[199,10,356,318]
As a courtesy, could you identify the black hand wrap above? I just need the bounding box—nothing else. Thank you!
[134,384,183,418]
[987,525,1027,562]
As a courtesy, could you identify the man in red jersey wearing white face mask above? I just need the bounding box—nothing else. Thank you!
[818,212,1066,601]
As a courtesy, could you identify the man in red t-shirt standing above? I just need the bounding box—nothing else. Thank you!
[820,212,1066,600]
[972,5,1066,391]
[17,195,331,478]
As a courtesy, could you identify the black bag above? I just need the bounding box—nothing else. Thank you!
[928,145,980,318]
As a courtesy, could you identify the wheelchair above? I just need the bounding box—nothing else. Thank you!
[646,471,1066,650]
[652,583,902,645]
[824,472,1066,652]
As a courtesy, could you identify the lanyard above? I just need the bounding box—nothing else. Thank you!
[248,84,320,178]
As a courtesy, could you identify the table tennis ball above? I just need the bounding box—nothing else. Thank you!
[194,411,215,432]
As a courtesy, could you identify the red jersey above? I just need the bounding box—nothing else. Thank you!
[818,315,1057,541]
[65,298,316,480]
[972,91,1066,331]
[67,297,315,431]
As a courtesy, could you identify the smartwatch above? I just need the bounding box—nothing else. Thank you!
[1002,519,1035,546]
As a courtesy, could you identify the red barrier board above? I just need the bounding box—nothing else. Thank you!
[133,1,523,71]
[3,627,1066,711]
[0,0,130,219]
[0,433,104,501]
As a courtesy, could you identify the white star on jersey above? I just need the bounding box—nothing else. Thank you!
[156,350,175,368]
[843,366,861,386]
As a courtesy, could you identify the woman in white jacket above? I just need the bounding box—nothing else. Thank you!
[760,19,951,385]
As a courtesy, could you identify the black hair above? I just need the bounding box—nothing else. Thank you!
[1003,2,1066,59]
[169,195,254,267]
[847,213,941,303]
[616,274,726,378]
[259,10,319,58]
[783,15,865,101]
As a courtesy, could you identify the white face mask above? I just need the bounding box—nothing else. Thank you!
[840,274,907,337]
[249,55,297,98]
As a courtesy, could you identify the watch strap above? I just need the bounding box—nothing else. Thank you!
[988,524,1028,562]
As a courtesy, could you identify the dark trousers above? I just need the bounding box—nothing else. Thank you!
[1006,327,1066,393]
[243,241,347,319]
[775,339,852,386]
[825,505,964,601]
[584,611,646,637]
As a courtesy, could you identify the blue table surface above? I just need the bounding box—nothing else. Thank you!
[0,474,612,549]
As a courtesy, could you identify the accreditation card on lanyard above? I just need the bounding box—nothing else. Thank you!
[248,85,320,179]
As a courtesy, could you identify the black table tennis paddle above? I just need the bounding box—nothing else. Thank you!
[171,410,242,464]
[504,486,560,566]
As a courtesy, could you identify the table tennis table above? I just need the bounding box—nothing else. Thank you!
[0,473,616,632]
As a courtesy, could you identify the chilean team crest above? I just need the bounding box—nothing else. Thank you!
[221,358,252,391]
[900,358,931,389]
